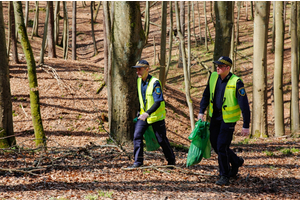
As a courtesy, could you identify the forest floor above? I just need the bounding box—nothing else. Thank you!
[1,2,300,200]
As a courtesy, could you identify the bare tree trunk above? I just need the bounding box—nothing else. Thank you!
[144,1,150,44]
[175,2,195,130]
[230,2,236,72]
[291,1,299,134]
[14,1,46,147]
[72,1,76,60]
[250,1,254,20]
[7,2,11,57]
[246,1,248,21]
[0,2,16,148]
[165,1,173,82]
[24,1,29,29]
[192,2,197,46]
[274,1,285,137]
[252,1,270,138]
[153,36,156,65]
[196,2,202,43]
[93,2,101,22]
[204,1,208,51]
[213,1,233,70]
[38,2,49,65]
[32,1,39,37]
[159,2,167,89]
[177,1,185,69]
[54,1,60,45]
[63,1,69,59]
[271,1,275,53]
[48,1,56,58]
[187,2,191,80]
[107,2,145,142]
[103,8,108,84]
[10,2,19,64]
[90,1,98,56]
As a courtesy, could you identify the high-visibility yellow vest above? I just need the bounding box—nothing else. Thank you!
[137,77,166,124]
[208,72,241,123]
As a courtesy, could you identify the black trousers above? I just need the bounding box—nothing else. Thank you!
[209,117,241,177]
[133,119,175,165]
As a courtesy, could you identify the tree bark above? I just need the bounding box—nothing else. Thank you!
[10,2,19,64]
[177,1,185,69]
[271,1,275,53]
[236,1,241,45]
[187,2,191,80]
[90,1,98,56]
[63,1,69,59]
[143,1,150,44]
[246,1,248,21]
[196,2,202,43]
[32,1,39,37]
[0,2,15,148]
[204,1,208,51]
[72,1,76,60]
[192,2,197,46]
[274,1,285,137]
[13,1,46,147]
[290,1,299,134]
[175,2,195,130]
[107,2,145,143]
[250,1,254,20]
[103,7,108,84]
[165,1,173,82]
[54,1,60,45]
[93,2,101,22]
[213,1,233,71]
[48,1,56,58]
[38,2,49,65]
[7,2,11,58]
[252,1,270,138]
[159,2,167,89]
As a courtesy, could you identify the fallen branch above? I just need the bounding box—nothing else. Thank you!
[20,103,28,118]
[0,167,41,176]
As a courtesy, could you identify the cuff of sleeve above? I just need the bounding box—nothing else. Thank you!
[243,124,249,129]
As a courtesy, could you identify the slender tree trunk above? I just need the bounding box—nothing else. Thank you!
[192,2,197,46]
[159,2,167,89]
[93,2,101,22]
[0,2,15,148]
[246,1,248,21]
[153,36,156,65]
[271,1,275,53]
[213,1,233,70]
[38,2,49,65]
[274,1,285,137]
[10,2,19,64]
[7,2,11,57]
[165,1,173,82]
[175,2,195,130]
[25,2,29,28]
[48,1,56,58]
[252,1,270,138]
[196,2,202,43]
[54,1,60,45]
[144,1,150,44]
[90,1,98,56]
[230,2,236,72]
[109,2,145,142]
[250,1,254,20]
[63,1,69,59]
[204,1,208,51]
[290,1,299,133]
[103,7,108,84]
[72,1,76,60]
[33,1,39,37]
[187,2,191,80]
[13,1,46,147]
[177,1,185,69]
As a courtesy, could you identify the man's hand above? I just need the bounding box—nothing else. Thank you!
[138,113,149,121]
[241,128,250,136]
[198,113,204,121]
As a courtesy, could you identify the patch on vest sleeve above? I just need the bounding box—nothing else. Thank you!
[238,87,246,96]
[155,86,162,95]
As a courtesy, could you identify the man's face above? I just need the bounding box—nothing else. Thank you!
[136,67,149,79]
[216,64,230,76]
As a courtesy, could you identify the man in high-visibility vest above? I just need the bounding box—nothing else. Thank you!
[127,60,175,169]
[198,56,250,185]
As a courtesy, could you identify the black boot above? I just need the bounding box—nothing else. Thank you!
[216,176,229,186]
[229,157,244,177]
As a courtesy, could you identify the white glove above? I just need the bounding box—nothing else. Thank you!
[138,113,149,121]
[241,128,250,136]
[198,113,204,121]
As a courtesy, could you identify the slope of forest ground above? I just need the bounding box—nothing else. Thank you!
[1,2,300,199]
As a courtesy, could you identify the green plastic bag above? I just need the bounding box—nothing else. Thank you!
[186,119,211,167]
[133,117,160,151]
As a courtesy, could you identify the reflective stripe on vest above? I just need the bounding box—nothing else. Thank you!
[137,77,166,124]
[208,72,241,123]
